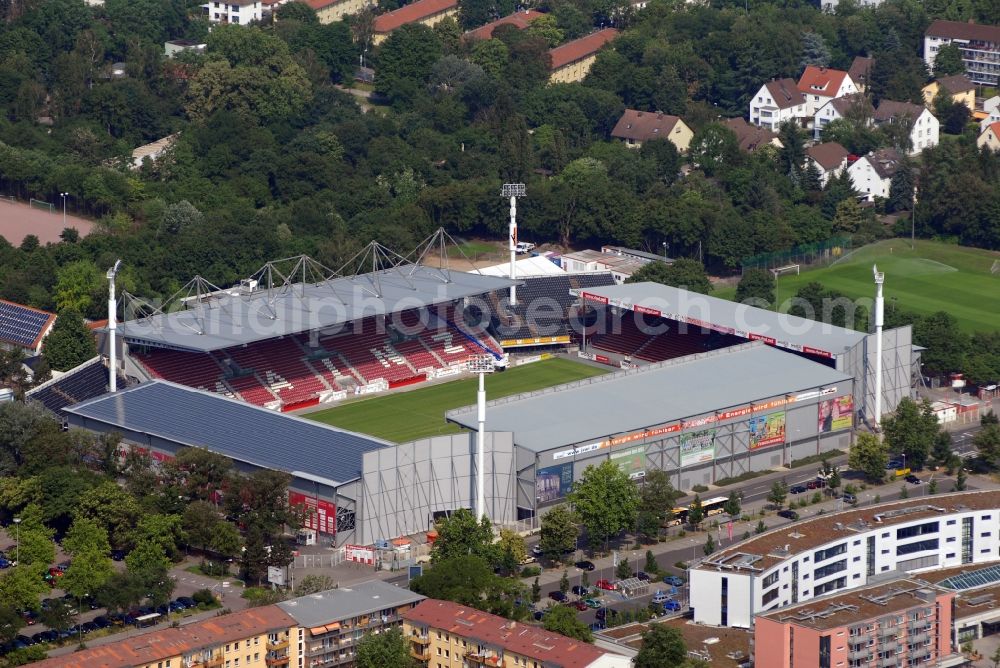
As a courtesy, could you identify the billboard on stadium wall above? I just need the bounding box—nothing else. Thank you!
[611,446,646,480]
[748,411,786,450]
[536,463,573,504]
[680,429,716,467]
[289,492,337,535]
[818,395,854,433]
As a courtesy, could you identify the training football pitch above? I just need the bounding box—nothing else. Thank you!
[307,357,607,442]
[724,240,1000,334]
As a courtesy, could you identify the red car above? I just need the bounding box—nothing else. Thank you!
[595,579,615,591]
[564,600,588,611]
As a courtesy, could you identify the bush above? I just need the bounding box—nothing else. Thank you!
[193,589,215,606]
[674,561,687,570]
[692,484,709,493]
[521,566,541,578]
[811,492,822,504]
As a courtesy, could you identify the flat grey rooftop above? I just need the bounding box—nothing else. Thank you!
[64,380,390,486]
[277,580,425,627]
[448,343,852,451]
[574,282,867,355]
[119,265,515,352]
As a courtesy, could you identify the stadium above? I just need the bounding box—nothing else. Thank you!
[33,235,917,549]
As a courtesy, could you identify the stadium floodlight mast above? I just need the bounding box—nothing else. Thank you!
[873,264,885,428]
[107,259,122,392]
[501,183,526,306]
[468,353,497,521]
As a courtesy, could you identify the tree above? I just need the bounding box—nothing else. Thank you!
[524,15,563,48]
[983,411,999,426]
[849,433,889,483]
[132,514,187,562]
[914,311,968,374]
[933,43,966,77]
[0,606,23,643]
[60,517,114,599]
[0,563,47,611]
[431,508,496,565]
[293,574,336,596]
[882,398,940,470]
[615,560,632,580]
[683,496,702,530]
[375,24,443,101]
[767,481,788,508]
[160,200,203,236]
[210,521,242,561]
[635,624,687,668]
[703,534,716,555]
[568,461,640,549]
[932,430,953,468]
[639,470,680,521]
[76,481,142,550]
[183,501,221,554]
[559,569,570,595]
[53,260,105,317]
[688,123,740,177]
[974,424,1000,469]
[625,258,712,295]
[887,163,915,213]
[409,555,524,618]
[956,466,968,491]
[644,550,658,575]
[539,506,577,560]
[164,447,232,503]
[41,309,97,372]
[357,627,414,668]
[723,492,741,519]
[531,577,541,603]
[126,540,173,605]
[735,269,775,308]
[495,528,527,575]
[542,604,593,643]
[778,121,806,179]
[800,31,831,69]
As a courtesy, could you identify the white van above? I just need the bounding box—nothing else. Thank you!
[514,242,535,254]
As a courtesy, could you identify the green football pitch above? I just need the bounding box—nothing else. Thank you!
[306,357,607,442]
[720,240,1000,334]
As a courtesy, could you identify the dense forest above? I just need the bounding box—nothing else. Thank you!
[0,0,997,320]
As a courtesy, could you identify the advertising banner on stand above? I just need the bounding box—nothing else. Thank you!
[536,463,574,504]
[748,411,786,449]
[680,430,716,467]
[289,492,337,535]
[818,395,854,433]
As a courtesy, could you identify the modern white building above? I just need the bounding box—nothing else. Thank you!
[202,0,262,24]
[924,20,1000,87]
[847,147,903,201]
[797,65,859,116]
[749,78,809,131]
[873,100,939,155]
[981,96,1000,133]
[690,490,1000,629]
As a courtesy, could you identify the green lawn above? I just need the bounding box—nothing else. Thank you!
[720,240,999,333]
[307,357,607,442]
[447,240,502,259]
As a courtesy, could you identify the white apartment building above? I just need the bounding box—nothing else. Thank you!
[203,0,262,24]
[749,78,809,131]
[924,20,1000,88]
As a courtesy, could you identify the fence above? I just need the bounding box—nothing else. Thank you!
[0,195,14,204]
[29,198,54,213]
[741,237,852,274]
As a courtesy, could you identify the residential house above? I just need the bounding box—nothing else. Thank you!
[924,20,1000,87]
[816,0,884,10]
[806,142,850,186]
[873,100,939,154]
[131,134,179,170]
[848,55,875,93]
[0,299,56,357]
[372,0,459,45]
[307,0,371,24]
[847,147,903,201]
[610,110,693,152]
[548,28,618,84]
[402,599,631,668]
[277,580,425,667]
[978,121,1000,151]
[464,9,544,41]
[813,93,873,140]
[722,117,783,152]
[164,39,206,58]
[30,606,300,668]
[749,78,808,131]
[202,0,262,24]
[922,73,976,111]
[981,95,1000,132]
[797,65,859,116]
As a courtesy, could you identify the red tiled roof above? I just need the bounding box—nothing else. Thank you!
[797,65,851,97]
[926,19,1000,44]
[985,121,1000,138]
[549,28,618,70]
[465,9,544,41]
[611,109,682,142]
[373,0,458,34]
[30,606,297,668]
[403,599,612,668]
[806,142,849,171]
[763,78,806,110]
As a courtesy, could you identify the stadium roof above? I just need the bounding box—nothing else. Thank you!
[0,299,56,350]
[479,255,565,277]
[448,343,851,452]
[118,265,515,352]
[278,581,424,628]
[64,380,391,486]
[26,356,126,418]
[574,282,866,357]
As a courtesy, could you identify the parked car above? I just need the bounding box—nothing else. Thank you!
[168,601,186,613]
[777,509,799,520]
[80,622,98,634]
[662,575,685,586]
[93,616,111,629]
[905,474,921,484]
[515,242,536,254]
[571,585,588,597]
[533,610,546,621]
[175,597,196,609]
[589,622,606,632]
[530,545,543,557]
[574,560,595,571]
[584,598,602,609]
[663,599,682,611]
[887,460,903,469]
[565,600,588,611]
[111,550,126,562]
[0,558,10,569]
[548,591,567,602]
[595,579,615,591]
[636,571,651,582]
[790,485,807,494]
[842,492,857,504]
[652,591,671,604]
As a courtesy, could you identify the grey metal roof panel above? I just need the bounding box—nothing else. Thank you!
[448,343,852,452]
[277,580,425,627]
[64,380,390,485]
[119,266,516,352]
[574,282,866,355]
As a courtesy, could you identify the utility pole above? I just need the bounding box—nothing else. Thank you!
[501,183,526,306]
[107,260,122,392]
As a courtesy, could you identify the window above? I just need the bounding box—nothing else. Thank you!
[947,520,956,525]
[947,553,955,559]
[897,539,939,555]
[897,522,939,540]
[763,571,780,588]
[815,544,847,563]
[763,589,780,605]
[982,532,992,538]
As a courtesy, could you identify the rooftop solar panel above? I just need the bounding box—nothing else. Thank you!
[0,301,55,348]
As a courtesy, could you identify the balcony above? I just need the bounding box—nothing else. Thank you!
[879,639,899,653]
[878,656,898,668]
[409,647,430,661]
[268,638,290,651]
[910,646,930,659]
[849,648,872,661]
[266,656,290,667]
[909,632,929,645]
[908,621,929,633]
[879,626,898,638]
[409,635,430,645]
[465,650,502,666]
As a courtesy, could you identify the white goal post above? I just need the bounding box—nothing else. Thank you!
[991,260,999,276]
[771,264,800,277]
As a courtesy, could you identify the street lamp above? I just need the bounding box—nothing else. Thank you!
[13,518,20,566]
[661,242,668,262]
[59,192,69,228]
